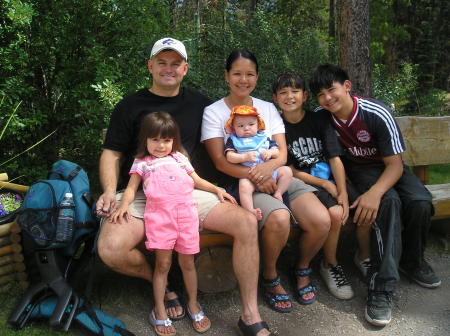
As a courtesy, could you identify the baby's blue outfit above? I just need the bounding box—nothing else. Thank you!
[226,131,278,179]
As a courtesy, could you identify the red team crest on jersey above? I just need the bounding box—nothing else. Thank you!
[357,130,371,142]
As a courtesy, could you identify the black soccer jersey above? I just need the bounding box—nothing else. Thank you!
[316,96,405,171]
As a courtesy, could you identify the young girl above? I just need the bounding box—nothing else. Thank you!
[112,112,236,336]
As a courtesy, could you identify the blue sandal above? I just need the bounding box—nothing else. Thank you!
[295,268,317,305]
[261,275,293,313]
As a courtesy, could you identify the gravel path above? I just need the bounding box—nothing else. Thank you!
[84,234,450,336]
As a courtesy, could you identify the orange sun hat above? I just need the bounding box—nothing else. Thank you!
[224,105,266,134]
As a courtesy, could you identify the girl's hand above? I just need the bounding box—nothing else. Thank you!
[110,206,130,224]
[336,191,349,225]
[321,180,338,198]
[216,189,237,204]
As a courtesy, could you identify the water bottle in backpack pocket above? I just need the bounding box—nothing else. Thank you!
[55,193,75,244]
[18,180,72,251]
[17,160,97,255]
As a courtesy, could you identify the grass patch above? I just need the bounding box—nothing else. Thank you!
[0,284,74,336]
[429,164,450,184]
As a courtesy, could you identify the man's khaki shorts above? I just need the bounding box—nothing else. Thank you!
[116,189,221,224]
[116,177,315,230]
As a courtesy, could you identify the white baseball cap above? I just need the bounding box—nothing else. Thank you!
[150,37,187,60]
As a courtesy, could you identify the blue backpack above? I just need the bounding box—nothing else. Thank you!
[9,160,136,336]
[17,160,96,256]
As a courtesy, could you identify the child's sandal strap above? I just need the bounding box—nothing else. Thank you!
[295,268,312,277]
[262,275,281,288]
[297,284,317,296]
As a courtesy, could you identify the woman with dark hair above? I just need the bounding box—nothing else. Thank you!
[201,51,333,333]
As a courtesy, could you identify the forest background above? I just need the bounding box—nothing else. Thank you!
[1,0,449,192]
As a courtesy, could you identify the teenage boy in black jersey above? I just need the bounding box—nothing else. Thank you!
[272,72,370,301]
[309,64,441,327]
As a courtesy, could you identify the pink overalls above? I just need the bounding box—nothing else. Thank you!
[130,152,199,254]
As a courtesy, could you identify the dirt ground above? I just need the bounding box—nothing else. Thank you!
[83,230,450,336]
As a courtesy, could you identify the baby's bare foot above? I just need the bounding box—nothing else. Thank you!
[273,191,282,201]
[253,208,263,221]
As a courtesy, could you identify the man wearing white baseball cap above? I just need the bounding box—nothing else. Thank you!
[151,37,188,60]
[97,37,272,336]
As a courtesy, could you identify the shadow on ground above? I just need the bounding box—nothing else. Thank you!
[77,232,450,336]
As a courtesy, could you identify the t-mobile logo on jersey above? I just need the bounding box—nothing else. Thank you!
[348,146,377,157]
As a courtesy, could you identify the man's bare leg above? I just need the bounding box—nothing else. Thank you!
[290,193,330,301]
[261,209,291,310]
[97,215,182,318]
[202,202,270,336]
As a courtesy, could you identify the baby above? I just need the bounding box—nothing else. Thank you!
[225,105,292,220]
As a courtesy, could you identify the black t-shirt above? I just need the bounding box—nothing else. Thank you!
[103,87,214,189]
[283,109,342,173]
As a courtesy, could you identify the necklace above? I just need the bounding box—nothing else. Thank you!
[225,96,253,110]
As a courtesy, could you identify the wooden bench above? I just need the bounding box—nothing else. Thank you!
[196,116,450,292]
[396,116,450,219]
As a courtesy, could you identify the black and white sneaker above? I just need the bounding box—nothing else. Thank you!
[320,262,354,300]
[400,260,441,288]
[365,291,393,327]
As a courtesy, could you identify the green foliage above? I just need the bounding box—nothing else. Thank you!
[429,164,450,184]
[1,0,447,193]
[414,88,447,116]
[0,0,171,192]
[372,62,418,114]
[184,1,328,104]
[370,0,449,91]
[372,62,447,116]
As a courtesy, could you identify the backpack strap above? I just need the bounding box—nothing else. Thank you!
[77,300,105,336]
[84,224,102,301]
[39,180,58,208]
[50,165,81,181]
[67,166,82,181]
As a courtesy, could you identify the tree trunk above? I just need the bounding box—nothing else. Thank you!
[329,0,337,61]
[338,0,371,96]
[249,0,258,12]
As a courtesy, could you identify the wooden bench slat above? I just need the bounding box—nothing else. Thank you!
[396,116,450,167]
[200,232,233,248]
[426,184,450,202]
[426,184,450,219]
